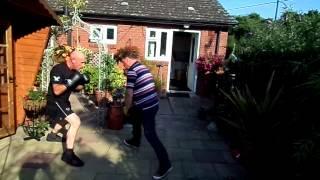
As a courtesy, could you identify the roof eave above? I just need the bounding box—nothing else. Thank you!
[38,0,62,25]
[79,13,236,28]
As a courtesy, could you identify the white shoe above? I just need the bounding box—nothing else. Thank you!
[152,166,173,179]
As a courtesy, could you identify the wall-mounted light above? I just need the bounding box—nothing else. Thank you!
[121,2,129,6]
[183,24,190,29]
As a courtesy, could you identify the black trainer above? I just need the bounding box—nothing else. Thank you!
[61,151,84,167]
[152,166,173,180]
[46,132,66,142]
[123,139,140,148]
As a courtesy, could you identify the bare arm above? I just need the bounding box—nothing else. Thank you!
[52,84,83,96]
[52,84,67,96]
[125,88,133,109]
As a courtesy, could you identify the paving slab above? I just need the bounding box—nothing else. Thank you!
[0,93,247,180]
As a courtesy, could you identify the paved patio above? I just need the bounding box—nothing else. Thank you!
[0,93,247,180]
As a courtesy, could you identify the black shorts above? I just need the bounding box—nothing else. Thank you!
[46,100,74,122]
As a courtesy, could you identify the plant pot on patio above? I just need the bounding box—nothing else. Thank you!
[23,98,48,140]
[196,73,212,97]
[106,103,124,130]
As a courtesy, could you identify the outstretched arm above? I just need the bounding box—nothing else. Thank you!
[124,88,133,114]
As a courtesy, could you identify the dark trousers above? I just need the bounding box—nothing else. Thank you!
[130,105,171,168]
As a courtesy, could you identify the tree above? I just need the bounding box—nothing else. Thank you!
[219,10,320,179]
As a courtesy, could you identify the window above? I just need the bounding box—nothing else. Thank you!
[90,25,117,44]
[160,32,167,56]
[145,28,172,60]
[90,26,102,41]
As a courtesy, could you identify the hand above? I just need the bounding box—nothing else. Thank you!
[123,106,129,116]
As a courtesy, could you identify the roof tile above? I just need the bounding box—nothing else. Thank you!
[47,0,237,26]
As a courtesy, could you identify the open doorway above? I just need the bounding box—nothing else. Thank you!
[169,31,199,92]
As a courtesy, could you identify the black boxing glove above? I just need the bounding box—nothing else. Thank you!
[65,72,83,90]
[81,73,90,84]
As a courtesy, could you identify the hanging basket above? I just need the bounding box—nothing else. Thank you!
[23,99,47,112]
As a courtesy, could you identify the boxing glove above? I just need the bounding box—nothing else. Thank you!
[65,72,83,90]
[81,73,90,84]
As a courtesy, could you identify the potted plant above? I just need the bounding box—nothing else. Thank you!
[104,66,126,98]
[195,54,224,96]
[100,55,126,130]
[23,87,47,112]
[22,87,49,140]
[99,53,126,102]
[80,51,108,105]
[106,87,125,130]
[82,63,99,94]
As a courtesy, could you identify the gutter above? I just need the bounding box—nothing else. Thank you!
[54,10,237,28]
[82,15,235,28]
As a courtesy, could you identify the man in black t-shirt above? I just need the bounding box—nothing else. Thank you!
[46,50,89,167]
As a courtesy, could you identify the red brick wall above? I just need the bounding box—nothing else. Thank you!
[111,24,146,57]
[199,30,228,57]
[218,31,229,55]
[67,24,146,58]
[199,30,216,57]
[58,24,229,58]
[56,23,229,93]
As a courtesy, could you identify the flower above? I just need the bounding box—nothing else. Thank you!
[196,54,224,75]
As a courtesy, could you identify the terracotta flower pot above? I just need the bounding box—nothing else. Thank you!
[106,104,124,130]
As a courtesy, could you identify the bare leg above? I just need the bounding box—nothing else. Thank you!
[60,113,84,167]
[52,123,63,133]
[64,113,81,149]
[47,120,69,142]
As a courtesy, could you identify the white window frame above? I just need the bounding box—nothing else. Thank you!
[89,25,117,44]
[145,28,173,61]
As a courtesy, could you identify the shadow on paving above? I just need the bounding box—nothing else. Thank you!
[0,92,248,180]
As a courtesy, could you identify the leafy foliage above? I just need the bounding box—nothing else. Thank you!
[104,66,126,93]
[82,63,99,94]
[23,121,50,140]
[100,53,126,93]
[58,0,88,11]
[218,10,320,178]
[25,88,47,101]
[82,52,126,96]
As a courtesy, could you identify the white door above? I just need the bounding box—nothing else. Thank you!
[187,33,199,92]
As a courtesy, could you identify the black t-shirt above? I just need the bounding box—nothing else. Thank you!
[47,63,77,104]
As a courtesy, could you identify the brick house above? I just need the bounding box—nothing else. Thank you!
[47,0,236,94]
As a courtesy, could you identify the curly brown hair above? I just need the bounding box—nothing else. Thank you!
[114,46,140,63]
